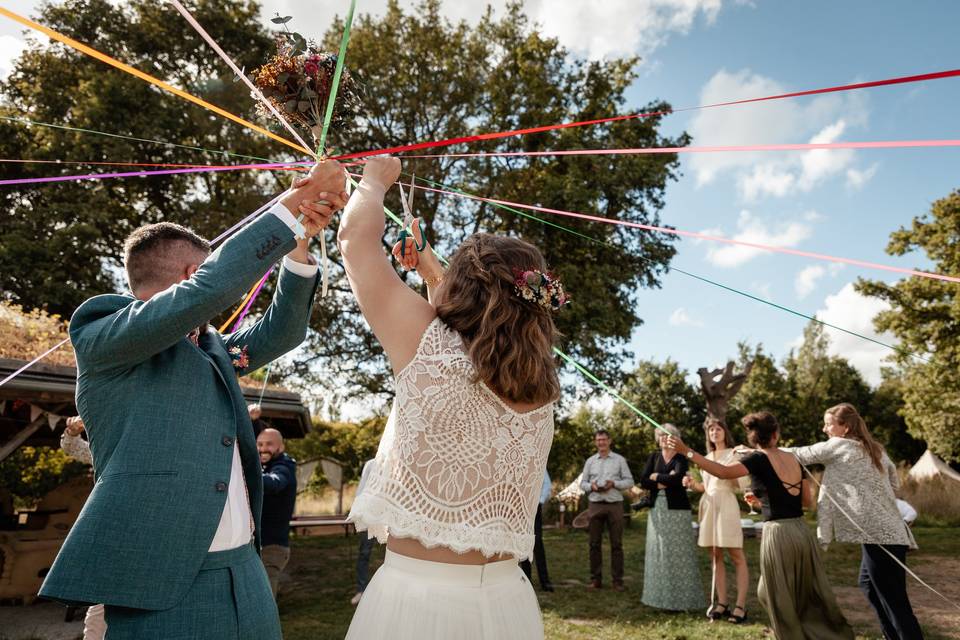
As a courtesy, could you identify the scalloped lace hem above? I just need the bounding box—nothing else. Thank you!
[349,495,534,561]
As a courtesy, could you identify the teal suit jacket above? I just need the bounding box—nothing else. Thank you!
[39,211,319,610]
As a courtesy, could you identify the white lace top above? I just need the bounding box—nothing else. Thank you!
[349,318,555,560]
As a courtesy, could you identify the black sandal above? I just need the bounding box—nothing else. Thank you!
[706,603,728,621]
[728,605,747,624]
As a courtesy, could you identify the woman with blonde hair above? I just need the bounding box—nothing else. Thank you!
[683,418,750,623]
[338,156,562,639]
[790,403,922,640]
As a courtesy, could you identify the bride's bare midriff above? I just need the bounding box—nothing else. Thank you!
[387,536,514,565]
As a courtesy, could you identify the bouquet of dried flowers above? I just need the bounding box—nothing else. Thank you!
[251,15,363,149]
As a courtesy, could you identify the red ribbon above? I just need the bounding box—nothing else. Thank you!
[331,68,960,161]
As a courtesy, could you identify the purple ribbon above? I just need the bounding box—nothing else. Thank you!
[230,266,275,333]
[0,161,310,187]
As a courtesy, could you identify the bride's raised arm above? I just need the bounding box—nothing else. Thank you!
[337,156,436,374]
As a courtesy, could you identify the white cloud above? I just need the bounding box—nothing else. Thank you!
[794,265,825,300]
[703,210,814,268]
[259,0,736,62]
[532,0,723,60]
[669,307,704,327]
[688,69,873,200]
[805,283,895,385]
[846,163,879,190]
[0,35,26,79]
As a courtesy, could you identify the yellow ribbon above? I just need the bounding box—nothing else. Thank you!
[0,7,311,156]
[218,279,260,333]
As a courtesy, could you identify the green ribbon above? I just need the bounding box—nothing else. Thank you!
[405,172,924,365]
[0,114,274,163]
[316,0,357,156]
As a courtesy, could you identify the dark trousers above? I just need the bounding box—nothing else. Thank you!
[859,544,924,640]
[520,504,551,586]
[588,501,624,584]
[356,532,376,593]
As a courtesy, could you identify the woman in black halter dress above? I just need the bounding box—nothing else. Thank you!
[667,412,853,640]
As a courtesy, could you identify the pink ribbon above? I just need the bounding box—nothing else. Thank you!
[409,182,960,284]
[401,139,960,159]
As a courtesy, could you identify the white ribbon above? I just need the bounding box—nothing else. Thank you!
[169,0,331,290]
[799,460,960,613]
[168,1,316,157]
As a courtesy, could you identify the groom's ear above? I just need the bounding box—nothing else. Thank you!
[183,263,202,281]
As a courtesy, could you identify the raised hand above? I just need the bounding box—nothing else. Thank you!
[294,191,349,238]
[280,160,348,239]
[65,416,85,436]
[665,435,689,455]
[362,155,402,189]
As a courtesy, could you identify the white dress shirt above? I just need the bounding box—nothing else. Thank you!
[208,202,318,552]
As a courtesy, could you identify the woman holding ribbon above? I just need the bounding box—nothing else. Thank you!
[339,155,564,639]
[789,403,923,640]
[666,411,853,640]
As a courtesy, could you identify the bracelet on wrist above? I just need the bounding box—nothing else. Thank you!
[422,272,444,287]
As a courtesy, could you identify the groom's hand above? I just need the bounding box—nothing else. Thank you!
[293,191,349,238]
[280,160,348,238]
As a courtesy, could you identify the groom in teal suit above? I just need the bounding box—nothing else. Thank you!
[39,160,347,639]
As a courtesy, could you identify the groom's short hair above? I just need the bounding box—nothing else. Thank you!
[123,223,210,293]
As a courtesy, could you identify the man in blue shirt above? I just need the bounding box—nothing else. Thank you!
[580,430,635,591]
[257,428,298,598]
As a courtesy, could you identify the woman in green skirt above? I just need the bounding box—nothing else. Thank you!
[639,423,705,611]
[666,412,853,640]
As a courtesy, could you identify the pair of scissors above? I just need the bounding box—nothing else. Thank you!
[397,174,427,258]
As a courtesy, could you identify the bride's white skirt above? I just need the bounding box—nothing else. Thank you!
[345,550,544,640]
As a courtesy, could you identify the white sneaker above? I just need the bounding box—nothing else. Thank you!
[350,592,363,606]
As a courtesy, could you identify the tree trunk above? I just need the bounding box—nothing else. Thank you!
[697,360,753,426]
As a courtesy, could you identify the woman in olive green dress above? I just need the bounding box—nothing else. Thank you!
[667,412,853,640]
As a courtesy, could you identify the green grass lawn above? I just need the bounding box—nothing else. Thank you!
[278,515,959,640]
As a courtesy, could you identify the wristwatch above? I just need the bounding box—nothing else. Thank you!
[686,450,695,460]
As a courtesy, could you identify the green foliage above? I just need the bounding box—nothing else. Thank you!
[0,0,281,317]
[284,415,386,485]
[781,322,873,446]
[290,0,687,402]
[608,359,705,458]
[550,405,607,480]
[0,446,88,507]
[2,0,686,409]
[727,342,794,443]
[858,189,960,461]
[863,373,926,464]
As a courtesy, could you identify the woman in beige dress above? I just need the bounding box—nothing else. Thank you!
[684,418,749,623]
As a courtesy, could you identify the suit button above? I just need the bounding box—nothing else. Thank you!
[215,481,227,492]
[222,436,234,447]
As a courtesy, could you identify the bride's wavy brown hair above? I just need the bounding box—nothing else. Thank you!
[435,233,560,405]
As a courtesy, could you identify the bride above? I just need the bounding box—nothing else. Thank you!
[338,156,563,639]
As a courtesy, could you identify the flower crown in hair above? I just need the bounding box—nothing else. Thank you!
[513,268,570,311]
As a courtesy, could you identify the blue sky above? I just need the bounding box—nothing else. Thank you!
[617,0,959,385]
[1,0,957,401]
